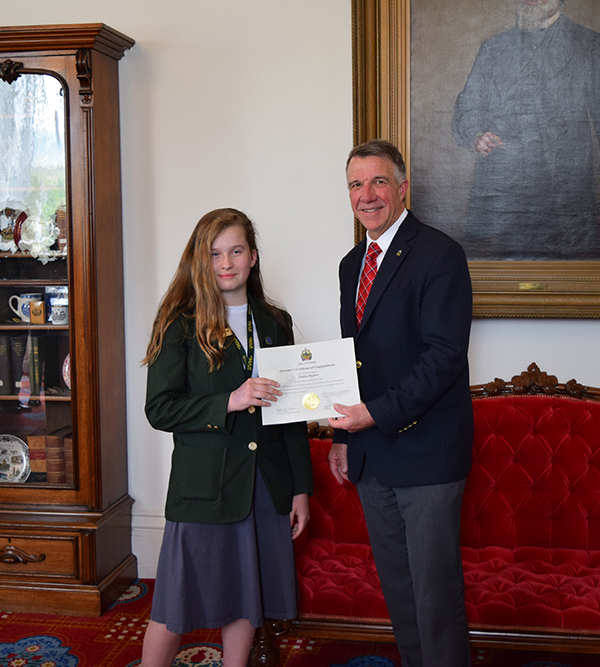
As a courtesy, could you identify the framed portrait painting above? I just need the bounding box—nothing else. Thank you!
[352,0,600,317]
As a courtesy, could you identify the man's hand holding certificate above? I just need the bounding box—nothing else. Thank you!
[258,338,361,425]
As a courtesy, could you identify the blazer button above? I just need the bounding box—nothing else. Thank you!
[248,441,258,451]
[248,406,256,414]
[207,424,212,429]
[356,360,362,369]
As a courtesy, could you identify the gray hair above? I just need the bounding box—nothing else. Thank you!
[346,139,407,184]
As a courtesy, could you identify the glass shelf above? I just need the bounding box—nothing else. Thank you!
[0,324,69,330]
[0,251,67,259]
[0,395,70,401]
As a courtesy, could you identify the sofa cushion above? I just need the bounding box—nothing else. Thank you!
[297,540,600,628]
[463,546,600,630]
[296,538,388,618]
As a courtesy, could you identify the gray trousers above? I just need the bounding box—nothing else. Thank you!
[356,467,471,667]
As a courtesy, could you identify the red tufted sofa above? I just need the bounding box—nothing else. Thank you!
[288,365,600,655]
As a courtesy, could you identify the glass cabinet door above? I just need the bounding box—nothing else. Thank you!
[0,72,72,487]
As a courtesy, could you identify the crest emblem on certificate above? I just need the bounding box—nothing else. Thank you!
[301,348,312,361]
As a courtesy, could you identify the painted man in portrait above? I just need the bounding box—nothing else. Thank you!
[452,0,600,260]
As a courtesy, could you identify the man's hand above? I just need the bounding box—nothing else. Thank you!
[327,402,375,433]
[290,493,310,540]
[328,442,349,485]
[474,131,503,155]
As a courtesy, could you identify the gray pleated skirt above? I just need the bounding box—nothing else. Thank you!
[150,468,298,634]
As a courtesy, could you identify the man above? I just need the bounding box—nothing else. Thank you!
[452,0,600,259]
[328,139,473,667]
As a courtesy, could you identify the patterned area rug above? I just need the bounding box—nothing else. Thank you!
[0,580,597,666]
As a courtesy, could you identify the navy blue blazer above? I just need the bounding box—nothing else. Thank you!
[334,211,474,488]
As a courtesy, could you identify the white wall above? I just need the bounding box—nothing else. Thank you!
[3,1,599,577]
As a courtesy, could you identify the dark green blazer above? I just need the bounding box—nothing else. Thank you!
[145,297,313,524]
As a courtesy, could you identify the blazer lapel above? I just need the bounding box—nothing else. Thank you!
[222,332,248,386]
[356,212,418,337]
[250,297,281,349]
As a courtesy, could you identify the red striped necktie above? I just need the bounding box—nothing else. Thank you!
[356,241,382,329]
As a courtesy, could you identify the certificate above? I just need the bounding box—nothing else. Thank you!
[258,338,361,425]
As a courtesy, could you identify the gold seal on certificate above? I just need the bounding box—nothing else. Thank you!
[302,393,320,410]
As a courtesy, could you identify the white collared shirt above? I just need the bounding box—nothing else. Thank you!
[364,208,408,269]
[356,209,408,306]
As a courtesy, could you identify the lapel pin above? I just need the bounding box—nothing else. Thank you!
[396,250,403,257]
[265,336,273,345]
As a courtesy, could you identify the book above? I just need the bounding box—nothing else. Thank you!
[64,432,74,485]
[39,334,55,391]
[27,429,47,473]
[9,334,27,394]
[29,334,42,397]
[27,472,48,483]
[45,425,71,484]
[0,334,12,395]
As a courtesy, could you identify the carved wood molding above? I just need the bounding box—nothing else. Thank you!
[0,58,23,83]
[76,49,93,103]
[471,362,600,401]
[0,544,46,565]
[307,421,334,440]
[352,0,410,244]
[0,24,134,60]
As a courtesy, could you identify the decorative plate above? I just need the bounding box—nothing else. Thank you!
[62,353,71,390]
[0,206,27,253]
[0,434,31,483]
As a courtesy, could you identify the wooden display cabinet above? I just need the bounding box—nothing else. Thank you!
[0,24,137,615]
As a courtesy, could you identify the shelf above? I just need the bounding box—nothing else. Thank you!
[0,394,71,402]
[1,281,69,289]
[0,482,74,489]
[0,324,69,330]
[0,252,68,259]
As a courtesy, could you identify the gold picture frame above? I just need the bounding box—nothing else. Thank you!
[352,0,600,318]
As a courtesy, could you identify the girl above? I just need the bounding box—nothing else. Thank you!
[141,208,312,667]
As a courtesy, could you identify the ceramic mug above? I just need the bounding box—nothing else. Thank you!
[9,293,43,322]
[49,303,69,325]
[46,285,69,325]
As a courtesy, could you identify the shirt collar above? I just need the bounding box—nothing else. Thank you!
[366,208,408,257]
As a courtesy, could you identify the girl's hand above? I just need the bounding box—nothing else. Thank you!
[227,377,282,413]
[290,493,310,540]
